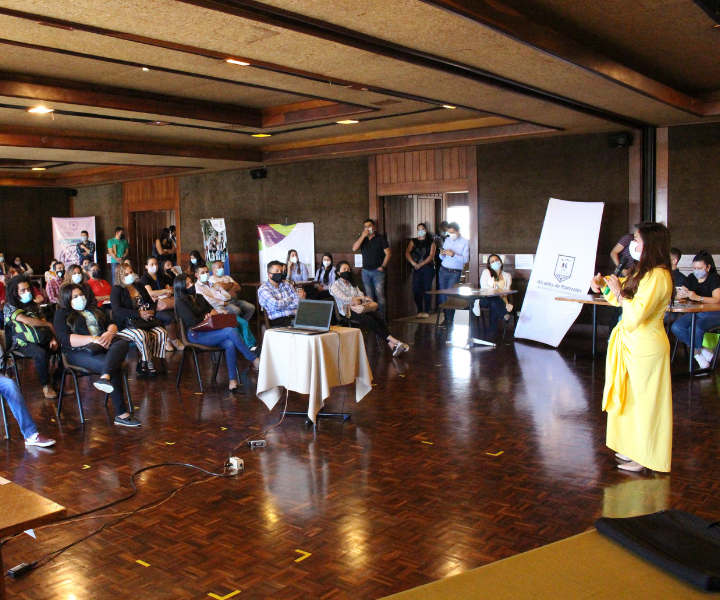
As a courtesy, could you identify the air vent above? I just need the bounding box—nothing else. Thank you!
[371,99,402,106]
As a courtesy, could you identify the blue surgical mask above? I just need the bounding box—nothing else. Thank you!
[215,268,224,277]
[199,273,209,283]
[190,257,197,264]
[20,290,32,304]
[490,261,502,271]
[417,229,426,237]
[71,295,87,311]
[123,274,135,285]
[693,269,708,280]
[71,273,83,284]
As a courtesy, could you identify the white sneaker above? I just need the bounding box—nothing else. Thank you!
[701,347,714,361]
[694,353,711,370]
[416,312,424,318]
[421,312,430,318]
[615,452,631,461]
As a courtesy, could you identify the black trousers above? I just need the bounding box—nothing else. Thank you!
[349,311,390,340]
[269,316,295,328]
[65,339,130,414]
[17,342,54,386]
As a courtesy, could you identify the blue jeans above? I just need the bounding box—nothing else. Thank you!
[361,268,387,320]
[188,328,256,381]
[480,296,506,335]
[0,374,38,439]
[671,312,720,350]
[412,265,435,313]
[438,267,462,321]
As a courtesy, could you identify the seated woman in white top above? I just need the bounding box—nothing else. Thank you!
[309,253,336,301]
[286,249,309,282]
[329,260,409,357]
[478,254,513,336]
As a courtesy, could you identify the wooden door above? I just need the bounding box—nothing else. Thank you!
[131,210,175,272]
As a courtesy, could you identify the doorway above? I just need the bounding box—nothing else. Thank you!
[131,210,175,272]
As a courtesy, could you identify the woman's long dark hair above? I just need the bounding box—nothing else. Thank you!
[173,274,194,305]
[59,283,108,331]
[621,223,673,300]
[189,250,205,268]
[6,273,37,310]
[335,260,355,285]
[693,250,717,274]
[485,254,503,281]
[318,253,333,284]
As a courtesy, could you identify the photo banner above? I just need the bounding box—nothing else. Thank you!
[514,198,604,347]
[201,219,230,275]
[258,223,315,283]
[52,217,96,267]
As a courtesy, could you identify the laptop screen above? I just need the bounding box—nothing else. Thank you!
[294,300,334,330]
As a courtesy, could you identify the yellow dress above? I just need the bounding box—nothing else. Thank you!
[602,267,673,472]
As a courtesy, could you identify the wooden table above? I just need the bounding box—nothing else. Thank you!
[556,295,720,374]
[428,288,517,348]
[0,477,66,599]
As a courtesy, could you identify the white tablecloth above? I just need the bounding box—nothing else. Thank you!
[256,326,373,422]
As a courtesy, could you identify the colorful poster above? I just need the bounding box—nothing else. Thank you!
[514,198,604,347]
[257,223,315,283]
[52,217,96,268]
[201,218,230,274]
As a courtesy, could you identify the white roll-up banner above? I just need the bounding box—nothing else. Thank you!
[514,198,604,347]
[51,217,96,268]
[257,223,315,283]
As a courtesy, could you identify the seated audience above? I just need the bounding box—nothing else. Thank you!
[81,258,92,272]
[12,255,33,275]
[258,261,305,328]
[479,254,514,336]
[76,230,96,264]
[111,263,168,377]
[286,249,309,282]
[309,253,336,300]
[195,263,256,350]
[64,263,89,286]
[45,259,59,284]
[209,260,255,323]
[185,250,206,277]
[330,261,409,356]
[670,247,687,288]
[87,263,112,302]
[405,223,436,317]
[174,274,259,393]
[671,250,720,369]
[53,284,139,427]
[140,256,182,351]
[0,374,56,446]
[3,274,60,398]
[45,261,66,304]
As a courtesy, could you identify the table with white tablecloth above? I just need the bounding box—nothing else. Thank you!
[256,326,373,422]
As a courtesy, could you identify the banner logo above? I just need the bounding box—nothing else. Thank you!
[554,255,575,283]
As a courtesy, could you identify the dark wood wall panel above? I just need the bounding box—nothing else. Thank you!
[384,195,416,319]
[375,147,473,195]
[132,209,175,270]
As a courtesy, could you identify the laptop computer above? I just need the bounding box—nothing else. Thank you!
[272,299,334,335]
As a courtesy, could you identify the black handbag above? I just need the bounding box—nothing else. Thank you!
[125,317,162,330]
[596,510,720,591]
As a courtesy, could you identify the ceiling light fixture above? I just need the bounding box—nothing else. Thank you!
[27,106,54,114]
[146,121,170,126]
[251,133,272,137]
[442,105,456,109]
[142,67,150,72]
[31,167,46,171]
[226,59,250,66]
[337,120,359,124]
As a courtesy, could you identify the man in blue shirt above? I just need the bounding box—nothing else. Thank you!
[76,230,96,264]
[258,261,305,327]
[438,222,470,326]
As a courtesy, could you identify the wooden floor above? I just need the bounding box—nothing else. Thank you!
[2,322,720,600]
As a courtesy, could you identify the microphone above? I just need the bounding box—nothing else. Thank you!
[603,256,628,295]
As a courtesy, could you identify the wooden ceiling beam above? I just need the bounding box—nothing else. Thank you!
[0,165,201,187]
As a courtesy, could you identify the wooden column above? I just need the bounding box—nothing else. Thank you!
[467,146,479,286]
[655,127,669,226]
[628,130,642,229]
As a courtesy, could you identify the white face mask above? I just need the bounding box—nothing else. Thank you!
[215,268,224,277]
[693,268,708,280]
[0,256,4,263]
[81,236,88,242]
[417,230,426,237]
[71,295,87,311]
[628,240,642,261]
[71,273,83,284]
[190,257,197,264]
[448,233,458,241]
[20,290,32,304]
[123,274,135,285]
[199,272,210,283]
[490,261,502,271]
[366,227,374,235]
[323,260,331,268]
[148,265,157,274]
[290,256,298,264]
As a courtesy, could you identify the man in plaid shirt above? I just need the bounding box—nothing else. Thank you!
[258,261,305,327]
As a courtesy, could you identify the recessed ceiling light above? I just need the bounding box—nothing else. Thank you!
[226,59,250,66]
[442,105,456,109]
[27,106,54,114]
[251,133,272,137]
[337,120,359,124]
[145,121,170,126]
[142,67,150,72]
[31,167,46,171]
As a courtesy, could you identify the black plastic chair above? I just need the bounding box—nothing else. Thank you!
[332,302,382,349]
[175,319,226,392]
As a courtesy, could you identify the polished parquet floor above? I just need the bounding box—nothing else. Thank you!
[2,321,720,600]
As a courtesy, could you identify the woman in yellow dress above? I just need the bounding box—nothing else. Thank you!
[590,222,674,473]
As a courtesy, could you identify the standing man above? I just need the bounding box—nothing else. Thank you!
[107,226,129,283]
[352,219,391,320]
[258,261,305,328]
[76,230,96,265]
[438,222,470,327]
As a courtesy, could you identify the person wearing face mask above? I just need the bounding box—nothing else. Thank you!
[107,226,129,284]
[3,274,60,399]
[86,262,112,304]
[208,260,255,321]
[53,284,139,427]
[478,254,514,336]
[76,230,96,264]
[590,222,674,473]
[174,274,259,392]
[193,263,257,351]
[0,252,8,278]
[45,259,59,284]
[309,253,336,301]
[258,261,305,327]
[152,227,176,264]
[12,255,33,275]
[352,219,391,320]
[285,249,309,283]
[671,250,720,369]
[45,262,66,304]
[438,222,470,326]
[111,263,168,377]
[185,250,206,277]
[0,374,56,446]
[141,256,183,352]
[330,261,409,356]
[610,223,649,276]
[405,223,436,318]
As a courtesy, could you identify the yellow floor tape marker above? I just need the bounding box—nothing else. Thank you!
[486,451,504,456]
[208,591,240,600]
[82,465,91,469]
[421,441,433,445]
[164,442,175,445]
[220,427,227,430]
[294,549,312,562]
[135,560,150,567]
